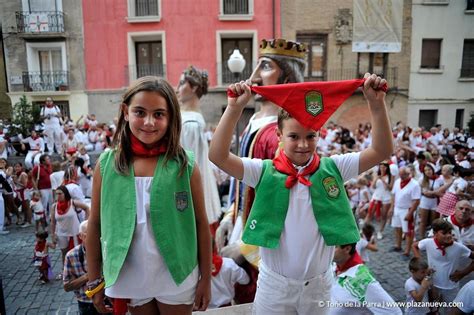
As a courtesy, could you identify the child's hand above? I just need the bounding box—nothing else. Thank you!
[193,277,211,311]
[421,276,432,289]
[362,73,387,103]
[227,81,252,110]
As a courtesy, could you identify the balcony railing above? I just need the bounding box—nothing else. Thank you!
[22,71,69,92]
[16,11,64,34]
[221,64,254,84]
[126,64,165,84]
[460,68,474,78]
[223,0,249,14]
[135,0,159,16]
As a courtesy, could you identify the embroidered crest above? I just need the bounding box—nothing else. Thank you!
[337,265,376,302]
[322,176,340,198]
[305,91,323,116]
[175,191,188,211]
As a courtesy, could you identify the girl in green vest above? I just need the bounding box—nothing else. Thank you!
[86,76,211,315]
[209,73,393,314]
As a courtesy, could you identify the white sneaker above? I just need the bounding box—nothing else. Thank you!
[21,222,31,228]
[0,230,10,235]
[377,231,383,240]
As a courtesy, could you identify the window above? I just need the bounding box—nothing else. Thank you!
[22,0,62,12]
[296,34,326,81]
[135,41,163,78]
[127,0,161,22]
[25,42,68,91]
[460,39,474,78]
[421,39,442,69]
[468,0,474,10]
[127,31,166,83]
[455,109,464,129]
[219,0,253,20]
[221,38,253,84]
[418,110,438,130]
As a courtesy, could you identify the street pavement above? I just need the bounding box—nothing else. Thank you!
[1,221,414,314]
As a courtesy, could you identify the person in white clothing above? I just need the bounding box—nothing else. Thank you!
[209,252,250,309]
[40,97,63,155]
[177,65,222,228]
[418,163,440,240]
[21,130,44,170]
[413,219,474,312]
[356,223,377,263]
[404,257,433,315]
[452,280,474,315]
[390,166,421,257]
[330,243,402,315]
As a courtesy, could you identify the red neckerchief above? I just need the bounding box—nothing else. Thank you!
[130,133,167,158]
[46,104,53,108]
[400,178,411,189]
[211,253,223,277]
[56,200,70,215]
[32,197,40,202]
[31,135,39,140]
[273,150,320,188]
[336,252,364,275]
[433,237,453,256]
[63,179,77,185]
[35,239,46,252]
[450,215,473,230]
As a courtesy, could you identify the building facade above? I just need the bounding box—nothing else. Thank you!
[408,0,474,130]
[0,0,87,122]
[83,0,280,126]
[280,0,412,131]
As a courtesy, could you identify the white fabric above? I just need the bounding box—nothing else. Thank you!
[448,177,468,194]
[241,152,360,280]
[180,111,221,223]
[418,178,437,210]
[31,200,44,221]
[391,178,421,209]
[77,169,92,198]
[209,257,250,309]
[329,264,401,315]
[253,262,331,315]
[105,177,199,300]
[372,177,391,203]
[65,183,85,202]
[391,207,409,232]
[417,239,471,289]
[356,237,370,262]
[404,277,430,314]
[458,160,470,169]
[50,171,65,190]
[54,203,80,237]
[0,194,5,231]
[454,280,474,313]
[447,216,474,285]
[41,106,61,126]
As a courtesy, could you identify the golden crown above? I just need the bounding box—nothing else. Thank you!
[259,39,307,60]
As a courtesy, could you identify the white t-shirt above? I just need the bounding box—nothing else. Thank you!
[106,177,198,298]
[372,177,391,203]
[50,171,65,190]
[418,239,472,289]
[391,178,421,210]
[418,178,437,210]
[355,236,373,262]
[330,264,402,315]
[209,257,250,309]
[22,136,44,151]
[448,177,468,194]
[404,277,430,314]
[454,280,474,313]
[41,106,61,127]
[241,152,360,280]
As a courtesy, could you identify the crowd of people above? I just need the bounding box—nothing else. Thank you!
[1,37,473,315]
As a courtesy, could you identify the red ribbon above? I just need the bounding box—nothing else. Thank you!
[272,150,320,189]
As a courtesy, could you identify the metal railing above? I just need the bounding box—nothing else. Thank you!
[22,71,69,92]
[311,67,398,88]
[221,64,253,84]
[460,68,474,78]
[126,64,165,84]
[135,0,159,16]
[16,11,64,33]
[223,0,249,14]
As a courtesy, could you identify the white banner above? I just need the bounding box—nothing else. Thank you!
[352,0,403,53]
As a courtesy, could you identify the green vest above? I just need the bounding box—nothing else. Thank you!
[99,150,197,286]
[242,157,360,248]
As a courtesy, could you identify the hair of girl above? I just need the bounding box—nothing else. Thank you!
[56,185,72,201]
[113,76,187,175]
[421,163,435,189]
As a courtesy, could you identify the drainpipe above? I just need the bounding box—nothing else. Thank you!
[272,0,276,39]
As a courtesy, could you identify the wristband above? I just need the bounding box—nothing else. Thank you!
[85,279,105,298]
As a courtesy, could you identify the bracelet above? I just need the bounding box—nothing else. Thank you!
[86,277,103,290]
[85,281,105,298]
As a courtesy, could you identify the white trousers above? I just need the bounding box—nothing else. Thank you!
[0,194,5,231]
[44,125,63,154]
[24,151,41,170]
[40,188,53,220]
[253,262,331,315]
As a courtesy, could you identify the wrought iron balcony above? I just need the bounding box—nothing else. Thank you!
[321,67,398,88]
[126,64,166,84]
[460,68,474,78]
[16,11,64,34]
[22,71,69,92]
[221,64,253,84]
[223,0,249,14]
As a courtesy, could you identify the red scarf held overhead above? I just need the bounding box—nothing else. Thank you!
[130,133,167,158]
[336,252,364,275]
[273,150,320,189]
[56,200,70,215]
[450,215,473,230]
[400,178,411,189]
[227,79,388,131]
[433,237,453,256]
[211,254,223,277]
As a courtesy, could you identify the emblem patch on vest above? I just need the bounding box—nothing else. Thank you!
[322,176,340,198]
[305,91,323,116]
[175,191,188,211]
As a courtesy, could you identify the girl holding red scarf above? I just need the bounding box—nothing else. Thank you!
[33,231,55,284]
[418,164,440,239]
[50,185,90,274]
[210,73,393,314]
[86,76,211,315]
